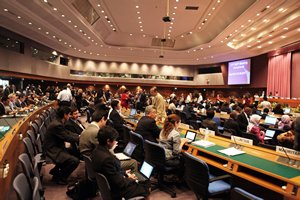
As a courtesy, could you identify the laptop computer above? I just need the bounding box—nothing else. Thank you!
[264,129,276,140]
[115,142,137,160]
[125,108,137,119]
[263,116,277,125]
[284,108,291,114]
[134,161,154,182]
[185,130,197,143]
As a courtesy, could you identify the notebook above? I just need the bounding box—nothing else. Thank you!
[264,130,276,140]
[264,116,277,125]
[135,161,154,182]
[115,142,137,160]
[125,108,137,119]
[185,130,197,142]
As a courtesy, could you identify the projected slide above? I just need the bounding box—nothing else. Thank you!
[228,59,251,85]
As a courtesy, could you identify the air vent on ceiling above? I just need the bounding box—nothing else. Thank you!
[72,0,99,25]
[151,38,175,48]
[185,6,199,10]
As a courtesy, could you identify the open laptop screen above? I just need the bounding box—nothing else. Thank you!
[123,142,137,156]
[264,116,277,125]
[185,130,197,141]
[130,108,137,116]
[140,161,154,179]
[265,130,276,138]
[284,108,291,114]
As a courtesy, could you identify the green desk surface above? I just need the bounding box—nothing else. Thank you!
[190,143,300,179]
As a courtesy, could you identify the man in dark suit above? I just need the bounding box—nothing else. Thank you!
[182,102,196,120]
[135,105,161,143]
[237,107,252,132]
[0,96,10,115]
[44,106,80,185]
[224,111,241,136]
[65,107,85,135]
[91,126,149,200]
[109,100,126,137]
[202,108,219,135]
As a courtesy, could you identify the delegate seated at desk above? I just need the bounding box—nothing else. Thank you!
[135,105,161,143]
[201,108,219,135]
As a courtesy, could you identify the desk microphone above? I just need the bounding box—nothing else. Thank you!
[231,135,241,149]
[279,144,294,165]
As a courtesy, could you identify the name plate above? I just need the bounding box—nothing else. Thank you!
[231,136,253,146]
[199,128,215,136]
[276,146,300,158]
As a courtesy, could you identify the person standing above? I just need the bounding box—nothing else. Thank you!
[150,87,166,120]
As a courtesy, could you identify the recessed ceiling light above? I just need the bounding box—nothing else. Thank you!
[140,29,143,31]
[4,9,8,12]
[136,6,139,8]
[169,26,172,29]
[105,16,108,18]
[97,53,100,55]
[84,51,86,53]
[198,27,202,29]
[176,0,179,2]
[256,13,260,16]
[110,24,113,27]
[78,49,81,51]
[172,12,175,15]
[169,30,172,32]
[257,40,261,43]
[84,33,87,36]
[52,35,56,38]
[53,8,57,11]
[17,16,21,19]
[268,41,273,44]
[101,10,104,13]
[138,16,141,19]
[266,5,270,9]
[137,11,140,14]
[248,19,252,22]
[68,20,72,23]
[212,7,215,10]
[281,35,286,38]
[28,22,32,25]
[208,45,211,48]
[170,22,174,25]
[174,6,177,9]
[69,45,72,47]
[58,39,62,42]
[89,52,92,55]
[74,25,77,28]
[88,37,91,39]
[189,31,192,34]
[139,21,142,24]
[143,35,146,37]
[298,28,300,31]
[217,0,221,3]
[241,25,244,27]
[45,32,49,34]
[61,14,65,17]
[130,33,133,36]
[97,4,101,7]
[221,40,224,43]
[64,42,67,44]
[107,20,111,23]
[257,46,262,48]
[251,27,256,31]
[278,8,284,12]
[79,29,82,32]
[95,43,98,45]
[155,36,158,38]
[208,13,211,16]
[235,30,238,32]
[269,34,272,37]
[38,27,41,30]
[43,0,48,2]
[247,45,251,48]
[181,35,184,38]
[283,27,288,30]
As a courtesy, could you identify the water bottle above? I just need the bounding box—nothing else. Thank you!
[204,128,209,140]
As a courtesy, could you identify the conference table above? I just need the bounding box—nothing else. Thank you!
[123,112,300,200]
[0,103,55,200]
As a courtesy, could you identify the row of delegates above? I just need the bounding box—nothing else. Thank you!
[79,108,138,172]
[91,126,150,200]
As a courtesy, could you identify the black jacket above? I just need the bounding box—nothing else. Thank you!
[135,116,160,142]
[224,118,241,136]
[65,119,84,135]
[237,112,249,132]
[109,109,125,133]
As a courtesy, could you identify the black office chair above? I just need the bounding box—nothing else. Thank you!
[82,155,96,181]
[189,120,201,130]
[95,172,145,200]
[32,177,44,200]
[13,173,32,200]
[23,137,45,168]
[183,152,231,200]
[230,187,264,200]
[129,131,145,162]
[144,140,177,198]
[241,132,259,145]
[86,109,92,123]
[180,112,188,124]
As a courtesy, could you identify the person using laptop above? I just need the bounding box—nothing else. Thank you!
[273,104,284,115]
[135,105,161,143]
[91,126,149,200]
[278,115,292,131]
[261,108,269,120]
[247,114,265,143]
[277,122,295,148]
[202,108,219,135]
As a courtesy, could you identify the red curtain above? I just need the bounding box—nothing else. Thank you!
[267,52,291,98]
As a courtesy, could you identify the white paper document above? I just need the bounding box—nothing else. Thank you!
[218,147,245,156]
[192,140,215,148]
[115,153,130,160]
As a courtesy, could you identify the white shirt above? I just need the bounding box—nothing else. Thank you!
[57,89,72,102]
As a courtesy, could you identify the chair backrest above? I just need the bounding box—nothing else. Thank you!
[129,131,144,162]
[83,155,96,181]
[13,173,32,200]
[144,140,166,168]
[189,120,201,130]
[27,130,38,154]
[32,177,42,200]
[95,172,112,200]
[241,132,259,145]
[183,152,210,200]
[31,123,39,135]
[180,112,188,124]
[86,110,92,123]
[34,118,42,128]
[39,122,47,143]
[23,137,35,160]
[231,187,264,200]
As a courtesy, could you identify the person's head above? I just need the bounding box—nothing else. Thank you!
[70,107,80,120]
[56,106,71,121]
[161,114,181,138]
[145,105,157,119]
[1,96,9,105]
[275,104,282,109]
[229,111,238,120]
[280,115,291,124]
[150,87,158,96]
[250,114,261,125]
[263,108,269,114]
[45,92,50,97]
[18,94,26,102]
[92,109,108,128]
[111,100,120,110]
[244,107,252,116]
[263,96,268,101]
[96,126,119,149]
[206,108,215,119]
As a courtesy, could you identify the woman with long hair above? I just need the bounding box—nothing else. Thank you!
[159,114,182,166]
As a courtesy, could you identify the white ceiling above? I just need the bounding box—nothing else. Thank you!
[0,0,300,65]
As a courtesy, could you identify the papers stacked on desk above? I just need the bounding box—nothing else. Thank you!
[192,140,215,148]
[218,147,245,156]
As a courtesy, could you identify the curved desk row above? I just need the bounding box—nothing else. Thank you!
[0,103,55,200]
